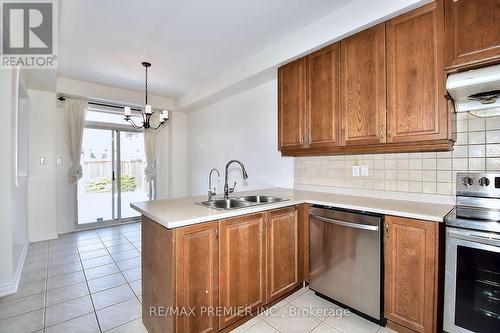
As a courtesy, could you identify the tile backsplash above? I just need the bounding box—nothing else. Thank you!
[294,113,500,202]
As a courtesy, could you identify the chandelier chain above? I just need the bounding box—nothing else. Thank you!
[145,65,148,105]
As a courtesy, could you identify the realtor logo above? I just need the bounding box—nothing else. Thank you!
[1,0,58,68]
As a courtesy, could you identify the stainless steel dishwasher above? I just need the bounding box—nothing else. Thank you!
[309,205,383,324]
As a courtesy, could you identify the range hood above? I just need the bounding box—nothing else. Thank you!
[446,64,500,117]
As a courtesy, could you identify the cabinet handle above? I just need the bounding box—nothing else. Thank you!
[378,121,384,139]
[385,222,389,238]
[387,123,392,137]
[303,133,310,146]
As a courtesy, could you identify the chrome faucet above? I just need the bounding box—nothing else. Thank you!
[224,160,249,199]
[208,168,220,201]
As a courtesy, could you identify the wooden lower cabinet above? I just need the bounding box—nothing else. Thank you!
[142,207,302,333]
[142,217,219,333]
[175,222,219,333]
[143,208,442,333]
[266,206,300,301]
[218,213,267,329]
[384,216,440,333]
[142,216,176,333]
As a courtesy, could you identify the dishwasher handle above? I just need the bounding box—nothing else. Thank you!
[310,214,379,231]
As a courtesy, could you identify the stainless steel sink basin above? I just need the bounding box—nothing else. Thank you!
[196,195,288,211]
[197,198,251,210]
[236,195,286,203]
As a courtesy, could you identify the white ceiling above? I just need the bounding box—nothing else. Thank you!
[58,0,352,98]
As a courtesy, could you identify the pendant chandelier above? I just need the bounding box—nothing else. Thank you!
[124,61,168,130]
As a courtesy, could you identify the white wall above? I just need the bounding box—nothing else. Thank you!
[187,79,293,196]
[155,111,188,200]
[177,0,430,111]
[57,77,175,111]
[0,68,16,294]
[28,93,78,236]
[167,111,189,198]
[54,100,77,234]
[28,90,58,241]
[23,78,187,235]
[0,68,29,296]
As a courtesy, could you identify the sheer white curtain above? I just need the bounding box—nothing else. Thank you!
[144,111,162,199]
[66,100,88,184]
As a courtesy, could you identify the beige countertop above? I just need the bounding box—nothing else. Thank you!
[130,188,454,229]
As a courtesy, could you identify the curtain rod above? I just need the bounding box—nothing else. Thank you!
[57,96,142,112]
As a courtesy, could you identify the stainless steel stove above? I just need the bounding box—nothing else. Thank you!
[444,172,500,333]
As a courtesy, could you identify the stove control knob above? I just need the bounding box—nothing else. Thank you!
[478,177,490,187]
[461,176,474,187]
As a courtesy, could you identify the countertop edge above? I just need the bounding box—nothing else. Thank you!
[131,197,452,229]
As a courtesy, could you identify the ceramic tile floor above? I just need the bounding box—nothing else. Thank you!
[0,222,144,333]
[0,222,396,333]
[232,288,396,333]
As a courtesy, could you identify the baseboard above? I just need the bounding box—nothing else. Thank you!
[0,241,28,297]
[56,226,77,235]
[28,232,58,243]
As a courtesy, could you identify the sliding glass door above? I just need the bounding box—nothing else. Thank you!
[77,127,148,225]
[119,131,149,219]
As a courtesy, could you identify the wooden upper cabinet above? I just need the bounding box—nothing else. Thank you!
[219,213,266,329]
[266,207,300,302]
[278,58,306,150]
[341,23,386,146]
[277,0,455,156]
[175,222,219,333]
[386,1,448,144]
[384,216,437,333]
[445,0,500,69]
[306,43,341,148]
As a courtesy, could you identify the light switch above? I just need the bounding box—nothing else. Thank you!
[56,157,63,165]
[361,165,369,177]
[352,165,360,177]
[40,157,47,165]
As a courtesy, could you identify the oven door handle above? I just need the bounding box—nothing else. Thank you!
[310,214,379,231]
[448,229,500,247]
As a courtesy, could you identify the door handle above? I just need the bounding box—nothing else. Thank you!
[448,229,500,247]
[310,214,379,231]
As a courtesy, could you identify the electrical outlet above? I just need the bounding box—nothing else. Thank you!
[56,157,63,165]
[361,165,369,177]
[40,157,47,165]
[352,165,360,177]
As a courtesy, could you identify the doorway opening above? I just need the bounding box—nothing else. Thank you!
[77,109,151,225]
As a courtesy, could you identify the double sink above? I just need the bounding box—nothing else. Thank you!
[197,195,288,210]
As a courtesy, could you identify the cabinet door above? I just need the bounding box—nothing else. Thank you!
[175,222,219,333]
[384,216,436,333]
[307,43,340,148]
[386,1,448,143]
[341,23,386,146]
[266,207,300,301]
[278,58,306,150]
[445,0,500,69]
[219,213,266,329]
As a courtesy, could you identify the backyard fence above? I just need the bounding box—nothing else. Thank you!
[82,160,147,192]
